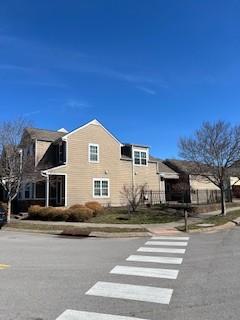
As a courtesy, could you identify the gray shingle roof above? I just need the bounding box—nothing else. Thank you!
[164,159,213,175]
[25,127,66,142]
[150,156,178,174]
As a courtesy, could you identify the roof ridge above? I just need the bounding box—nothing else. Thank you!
[26,127,61,133]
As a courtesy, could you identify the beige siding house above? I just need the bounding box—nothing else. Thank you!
[164,159,220,204]
[17,119,178,209]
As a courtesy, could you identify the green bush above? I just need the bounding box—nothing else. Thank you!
[85,201,104,217]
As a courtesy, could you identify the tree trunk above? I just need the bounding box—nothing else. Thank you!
[220,187,226,216]
[7,199,11,223]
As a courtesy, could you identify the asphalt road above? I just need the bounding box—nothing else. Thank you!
[0,228,240,320]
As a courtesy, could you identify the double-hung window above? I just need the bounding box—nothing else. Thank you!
[89,144,99,163]
[93,179,109,198]
[134,150,148,166]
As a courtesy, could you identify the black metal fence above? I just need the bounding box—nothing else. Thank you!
[142,189,232,206]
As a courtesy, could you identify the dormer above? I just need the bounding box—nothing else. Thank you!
[121,144,149,166]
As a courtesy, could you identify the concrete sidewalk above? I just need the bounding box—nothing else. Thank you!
[197,205,240,218]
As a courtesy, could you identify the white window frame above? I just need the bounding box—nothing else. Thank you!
[133,149,148,166]
[93,178,110,198]
[88,143,100,163]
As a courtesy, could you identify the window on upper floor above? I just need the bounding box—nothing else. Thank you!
[93,179,109,198]
[134,150,148,166]
[89,144,99,163]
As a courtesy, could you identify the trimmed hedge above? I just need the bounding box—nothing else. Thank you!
[28,205,68,221]
[67,207,93,222]
[28,203,102,222]
[85,201,104,217]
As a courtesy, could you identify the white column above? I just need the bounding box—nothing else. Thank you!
[160,176,166,203]
[45,174,50,207]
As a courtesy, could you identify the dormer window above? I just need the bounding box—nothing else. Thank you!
[134,150,148,166]
[89,144,99,163]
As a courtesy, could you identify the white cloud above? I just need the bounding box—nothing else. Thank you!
[136,86,156,95]
[63,99,91,112]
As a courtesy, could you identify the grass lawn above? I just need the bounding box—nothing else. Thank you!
[6,221,148,234]
[177,209,240,231]
[90,207,183,224]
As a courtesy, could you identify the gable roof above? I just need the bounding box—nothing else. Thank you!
[25,127,67,142]
[62,119,122,145]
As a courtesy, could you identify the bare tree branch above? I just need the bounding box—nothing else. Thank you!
[120,184,147,212]
[0,118,35,221]
[179,121,240,215]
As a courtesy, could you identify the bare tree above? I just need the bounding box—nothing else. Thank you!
[121,184,147,212]
[179,121,240,215]
[0,119,33,221]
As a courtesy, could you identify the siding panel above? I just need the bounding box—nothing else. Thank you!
[48,124,160,206]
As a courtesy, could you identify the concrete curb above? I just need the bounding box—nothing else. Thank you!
[89,231,151,238]
[188,221,236,234]
[3,227,63,235]
[3,227,151,238]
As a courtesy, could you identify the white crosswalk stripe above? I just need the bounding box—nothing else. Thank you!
[110,265,179,279]
[138,246,186,254]
[126,254,183,265]
[56,310,148,320]
[86,281,173,304]
[145,241,188,246]
[57,235,190,319]
[151,236,189,241]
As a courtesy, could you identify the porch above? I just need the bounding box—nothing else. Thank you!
[45,174,66,207]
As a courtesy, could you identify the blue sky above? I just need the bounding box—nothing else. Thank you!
[0,1,240,158]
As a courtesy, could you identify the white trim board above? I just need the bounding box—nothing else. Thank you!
[56,310,148,320]
[138,247,186,254]
[110,265,179,280]
[86,281,173,304]
[126,255,183,265]
[145,241,188,247]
